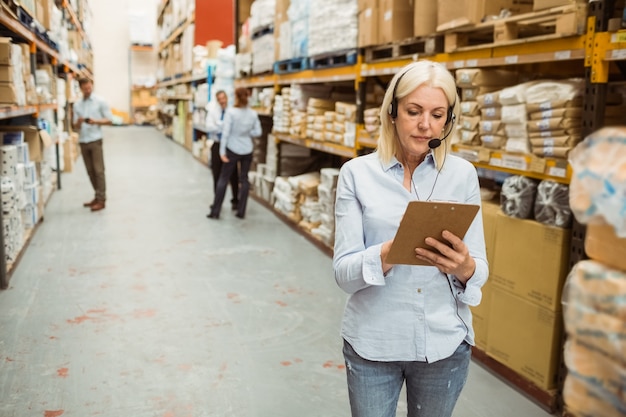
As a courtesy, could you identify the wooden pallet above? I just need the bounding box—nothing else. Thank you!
[273,57,309,74]
[442,4,587,53]
[0,0,18,19]
[364,35,444,63]
[309,49,357,70]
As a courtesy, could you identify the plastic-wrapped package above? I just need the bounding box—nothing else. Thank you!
[500,175,539,219]
[561,260,626,416]
[534,180,572,228]
[569,126,626,237]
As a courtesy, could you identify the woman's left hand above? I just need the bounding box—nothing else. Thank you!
[220,154,229,163]
[414,230,475,284]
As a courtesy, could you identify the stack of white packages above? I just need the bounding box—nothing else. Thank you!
[495,81,540,154]
[311,168,340,247]
[307,0,357,56]
[289,108,307,139]
[458,85,499,146]
[525,79,584,158]
[333,102,357,147]
[272,172,320,222]
[249,0,276,33]
[456,68,519,150]
[1,175,23,263]
[251,32,274,74]
[363,107,381,139]
[250,0,276,74]
[306,98,335,141]
[272,87,291,133]
[287,0,310,59]
[235,52,252,78]
[296,172,323,232]
[213,46,236,102]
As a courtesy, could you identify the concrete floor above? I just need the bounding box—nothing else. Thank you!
[0,126,555,417]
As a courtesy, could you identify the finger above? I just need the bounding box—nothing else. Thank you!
[441,230,463,250]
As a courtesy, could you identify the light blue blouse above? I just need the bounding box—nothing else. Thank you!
[72,94,112,144]
[333,151,488,363]
[219,107,262,156]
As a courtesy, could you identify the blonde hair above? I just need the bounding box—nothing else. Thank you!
[377,60,459,170]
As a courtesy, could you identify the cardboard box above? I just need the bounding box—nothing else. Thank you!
[491,212,571,311]
[414,1,437,37]
[0,66,15,83]
[0,126,53,163]
[487,288,563,390]
[0,38,18,66]
[274,0,291,60]
[470,279,492,351]
[0,83,20,105]
[481,200,499,267]
[358,0,379,47]
[379,0,414,44]
[585,222,626,272]
[63,139,74,173]
[533,0,576,10]
[436,0,533,32]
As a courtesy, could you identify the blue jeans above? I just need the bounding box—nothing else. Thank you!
[342,339,470,417]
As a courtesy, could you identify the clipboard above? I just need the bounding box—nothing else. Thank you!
[387,201,480,265]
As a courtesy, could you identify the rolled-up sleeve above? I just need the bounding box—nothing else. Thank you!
[450,256,488,306]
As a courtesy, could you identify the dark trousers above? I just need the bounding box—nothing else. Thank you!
[210,141,239,205]
[79,139,106,202]
[210,149,252,218]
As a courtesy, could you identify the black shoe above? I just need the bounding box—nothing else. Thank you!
[235,213,245,219]
[207,213,219,219]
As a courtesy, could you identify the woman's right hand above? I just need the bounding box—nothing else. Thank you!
[381,240,394,274]
[220,154,229,163]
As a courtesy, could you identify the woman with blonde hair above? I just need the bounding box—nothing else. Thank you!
[333,60,488,417]
[208,87,261,219]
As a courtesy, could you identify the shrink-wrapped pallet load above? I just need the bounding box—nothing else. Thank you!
[563,126,626,417]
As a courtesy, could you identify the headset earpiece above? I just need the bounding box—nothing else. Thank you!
[389,69,409,119]
[389,98,398,119]
[446,105,455,126]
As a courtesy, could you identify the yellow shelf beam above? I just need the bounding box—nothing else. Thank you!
[275,134,356,158]
[131,45,154,52]
[62,0,91,49]
[157,0,170,23]
[156,72,206,88]
[0,106,38,120]
[277,64,358,85]
[235,74,276,88]
[452,145,571,184]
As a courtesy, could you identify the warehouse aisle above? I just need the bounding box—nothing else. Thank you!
[0,126,554,417]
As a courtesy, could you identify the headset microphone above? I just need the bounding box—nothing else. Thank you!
[428,112,456,149]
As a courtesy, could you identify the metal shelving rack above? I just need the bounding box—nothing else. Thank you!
[232,1,625,414]
[0,0,91,289]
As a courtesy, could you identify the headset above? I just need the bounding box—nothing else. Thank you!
[387,66,456,149]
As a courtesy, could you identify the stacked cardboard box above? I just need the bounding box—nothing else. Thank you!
[483,211,571,390]
[0,38,27,106]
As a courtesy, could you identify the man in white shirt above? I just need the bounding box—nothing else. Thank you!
[72,79,113,212]
[206,90,239,210]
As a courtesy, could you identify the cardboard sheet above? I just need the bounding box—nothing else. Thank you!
[387,201,480,265]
